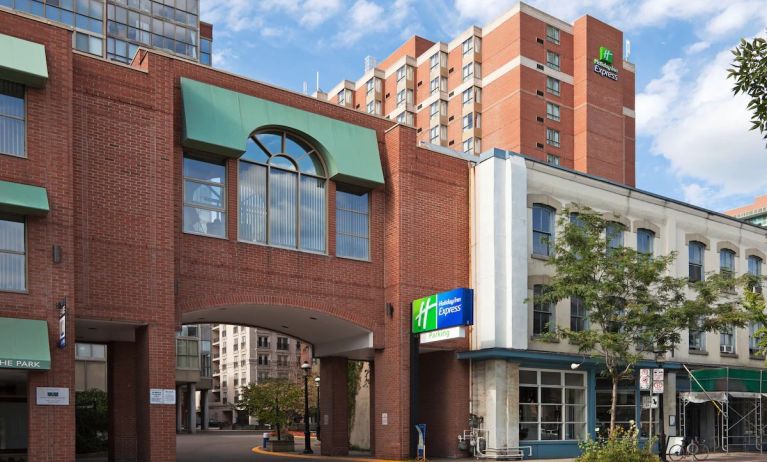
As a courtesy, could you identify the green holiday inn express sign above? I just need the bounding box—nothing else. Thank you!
[594,46,618,81]
[412,288,474,334]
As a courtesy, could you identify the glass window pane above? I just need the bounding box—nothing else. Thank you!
[183,157,224,183]
[257,131,282,154]
[0,253,25,291]
[295,153,324,176]
[541,405,561,422]
[238,162,267,244]
[520,404,538,422]
[519,423,538,441]
[183,206,225,237]
[0,116,24,157]
[0,219,24,253]
[90,344,106,359]
[541,371,561,385]
[541,423,562,440]
[269,155,296,171]
[565,373,584,387]
[268,168,297,247]
[242,137,269,164]
[540,387,562,403]
[299,176,325,252]
[184,180,223,209]
[565,388,584,405]
[520,370,537,384]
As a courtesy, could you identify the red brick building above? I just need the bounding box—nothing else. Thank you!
[320,2,636,186]
[0,9,470,462]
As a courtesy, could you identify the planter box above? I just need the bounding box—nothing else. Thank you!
[267,440,295,452]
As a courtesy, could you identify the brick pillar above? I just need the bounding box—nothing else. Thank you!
[135,325,176,462]
[26,327,76,462]
[109,341,138,462]
[319,356,348,456]
[372,327,412,459]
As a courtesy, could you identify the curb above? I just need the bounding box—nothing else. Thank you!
[251,445,396,462]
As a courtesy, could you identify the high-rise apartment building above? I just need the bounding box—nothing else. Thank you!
[319,2,635,185]
[726,194,767,227]
[209,325,305,426]
[0,0,212,64]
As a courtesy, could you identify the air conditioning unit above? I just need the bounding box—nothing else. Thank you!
[721,344,735,354]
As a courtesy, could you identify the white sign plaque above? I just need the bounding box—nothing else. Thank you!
[382,413,388,426]
[36,387,70,406]
[642,395,659,409]
[420,326,466,344]
[163,389,176,405]
[653,368,664,381]
[150,389,164,404]
[652,380,664,394]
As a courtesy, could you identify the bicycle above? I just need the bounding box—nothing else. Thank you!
[668,437,710,461]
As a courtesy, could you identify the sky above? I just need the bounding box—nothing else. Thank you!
[200,0,767,213]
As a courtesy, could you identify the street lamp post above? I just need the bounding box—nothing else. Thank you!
[301,361,313,454]
[314,376,321,441]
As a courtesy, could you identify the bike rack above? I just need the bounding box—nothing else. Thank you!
[460,428,533,460]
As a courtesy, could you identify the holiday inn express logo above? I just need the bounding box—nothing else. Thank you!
[599,46,613,65]
[594,46,618,81]
[411,288,474,334]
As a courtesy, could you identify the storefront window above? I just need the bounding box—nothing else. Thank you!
[596,377,636,435]
[519,369,587,441]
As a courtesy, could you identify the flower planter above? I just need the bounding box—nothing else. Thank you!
[267,440,295,452]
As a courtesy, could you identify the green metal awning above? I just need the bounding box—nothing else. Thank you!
[0,317,51,370]
[180,78,384,188]
[690,367,767,394]
[0,33,48,88]
[0,180,50,215]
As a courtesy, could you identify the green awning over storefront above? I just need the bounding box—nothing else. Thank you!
[691,367,767,394]
[0,33,48,88]
[180,78,384,188]
[0,317,51,370]
[0,180,50,215]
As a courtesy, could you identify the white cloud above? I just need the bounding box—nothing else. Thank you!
[638,47,767,204]
[334,0,417,46]
[686,41,710,54]
[300,0,345,28]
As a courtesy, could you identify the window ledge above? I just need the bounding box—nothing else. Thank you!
[531,253,550,261]
[750,354,765,361]
[531,335,559,343]
[184,230,228,240]
[336,254,372,263]
[720,352,738,358]
[688,350,708,356]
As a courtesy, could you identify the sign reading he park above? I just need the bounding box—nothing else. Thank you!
[593,46,619,81]
[412,288,474,334]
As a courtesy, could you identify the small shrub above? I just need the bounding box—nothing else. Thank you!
[577,425,659,462]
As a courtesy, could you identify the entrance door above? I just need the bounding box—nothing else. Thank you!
[0,370,27,462]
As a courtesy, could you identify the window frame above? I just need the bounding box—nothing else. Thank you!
[0,80,27,158]
[533,285,554,335]
[636,228,655,256]
[720,248,736,278]
[546,25,560,44]
[546,76,560,96]
[0,214,27,293]
[546,128,560,148]
[532,203,555,257]
[570,296,585,332]
[519,368,588,442]
[546,51,560,70]
[546,154,560,166]
[688,241,705,282]
[335,186,371,261]
[182,154,227,239]
[237,130,329,254]
[546,102,560,122]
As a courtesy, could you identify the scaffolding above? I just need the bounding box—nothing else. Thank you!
[679,367,766,453]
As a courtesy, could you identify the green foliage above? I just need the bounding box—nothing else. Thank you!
[347,360,364,427]
[729,35,767,143]
[534,207,752,434]
[741,276,767,357]
[577,426,658,462]
[75,389,108,454]
[238,379,303,440]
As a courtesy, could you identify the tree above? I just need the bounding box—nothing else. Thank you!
[534,207,751,436]
[729,35,767,143]
[741,275,767,356]
[238,379,303,440]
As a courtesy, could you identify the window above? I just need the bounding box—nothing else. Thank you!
[546,128,560,148]
[0,80,25,157]
[176,338,199,369]
[533,285,554,335]
[336,187,370,260]
[429,126,439,143]
[689,241,705,282]
[570,296,585,332]
[463,87,480,105]
[720,249,735,278]
[0,215,25,291]
[462,37,473,54]
[258,354,269,365]
[200,38,212,65]
[596,377,635,435]
[463,138,473,154]
[366,101,374,114]
[475,138,481,152]
[532,204,555,256]
[689,319,705,351]
[546,154,560,166]
[547,77,560,96]
[396,111,413,126]
[546,25,560,44]
[277,354,289,366]
[462,113,474,130]
[605,222,623,249]
[749,321,762,356]
[366,78,374,93]
[183,156,226,238]
[430,77,439,94]
[337,89,346,105]
[546,102,560,121]
[637,228,654,255]
[430,53,439,68]
[546,51,560,70]
[396,66,406,81]
[720,326,735,354]
[749,255,763,291]
[462,63,473,81]
[519,369,586,441]
[430,101,438,117]
[239,130,327,252]
[276,337,289,350]
[396,89,406,106]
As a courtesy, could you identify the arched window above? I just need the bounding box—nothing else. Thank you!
[689,241,705,282]
[238,130,327,252]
